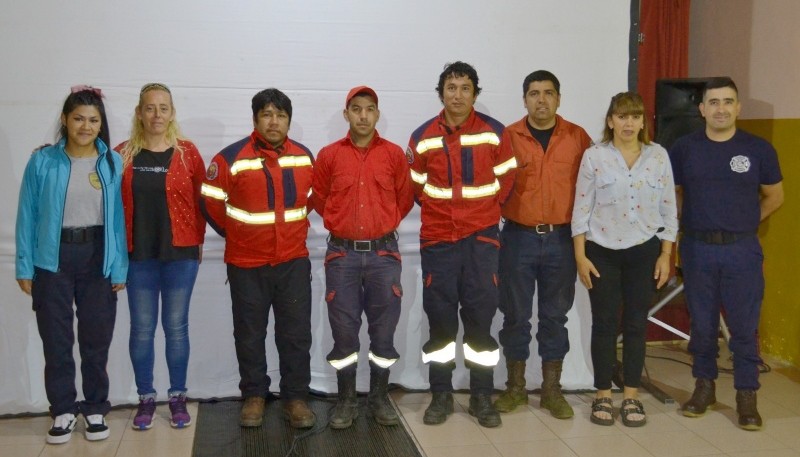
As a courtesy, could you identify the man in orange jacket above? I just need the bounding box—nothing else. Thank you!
[495,70,592,419]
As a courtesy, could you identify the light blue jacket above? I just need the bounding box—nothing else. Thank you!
[15,138,128,284]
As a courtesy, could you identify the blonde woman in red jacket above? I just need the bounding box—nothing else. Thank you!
[116,83,206,431]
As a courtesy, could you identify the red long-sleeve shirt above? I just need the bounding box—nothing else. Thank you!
[313,131,413,240]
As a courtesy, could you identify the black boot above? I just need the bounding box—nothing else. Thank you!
[423,392,454,425]
[736,390,762,431]
[329,368,358,429]
[682,378,716,417]
[368,366,399,426]
[469,393,501,428]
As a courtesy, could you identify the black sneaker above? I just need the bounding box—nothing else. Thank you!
[46,413,77,444]
[84,414,110,441]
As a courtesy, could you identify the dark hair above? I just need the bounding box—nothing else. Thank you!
[522,70,560,96]
[436,61,482,99]
[59,88,115,176]
[59,89,110,147]
[601,91,650,145]
[252,88,292,122]
[702,76,738,99]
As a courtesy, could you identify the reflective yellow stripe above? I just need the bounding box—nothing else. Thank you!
[368,352,397,369]
[278,155,312,168]
[421,341,456,364]
[416,137,444,154]
[460,132,500,147]
[463,343,499,367]
[329,352,359,370]
[493,157,518,176]
[230,158,263,176]
[226,205,275,224]
[201,183,227,201]
[410,169,428,185]
[225,205,307,225]
[423,183,453,199]
[462,179,500,199]
[307,188,313,198]
[285,207,308,222]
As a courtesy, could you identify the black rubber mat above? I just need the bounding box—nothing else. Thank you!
[192,397,423,457]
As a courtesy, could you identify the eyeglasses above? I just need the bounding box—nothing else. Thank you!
[140,83,171,95]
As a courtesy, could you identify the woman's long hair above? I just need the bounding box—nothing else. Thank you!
[119,83,185,167]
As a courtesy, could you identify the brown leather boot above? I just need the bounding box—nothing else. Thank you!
[493,360,527,413]
[540,360,573,419]
[240,396,265,427]
[682,378,716,417]
[736,390,762,431]
[283,399,316,429]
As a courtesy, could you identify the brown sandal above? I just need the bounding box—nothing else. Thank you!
[590,397,614,426]
[620,398,646,427]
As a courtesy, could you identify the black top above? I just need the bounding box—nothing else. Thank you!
[131,148,199,261]
[526,120,556,152]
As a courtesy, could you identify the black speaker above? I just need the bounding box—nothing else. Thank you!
[655,78,712,149]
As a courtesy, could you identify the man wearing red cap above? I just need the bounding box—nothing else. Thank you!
[312,86,414,429]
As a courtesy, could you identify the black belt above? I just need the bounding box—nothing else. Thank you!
[329,232,397,252]
[683,230,756,245]
[61,226,103,244]
[507,220,570,235]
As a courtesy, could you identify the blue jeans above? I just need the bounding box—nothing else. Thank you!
[127,259,199,397]
[680,235,764,390]
[498,222,576,362]
[324,239,402,368]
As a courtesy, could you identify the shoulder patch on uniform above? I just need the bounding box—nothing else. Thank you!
[206,162,219,180]
[405,147,414,164]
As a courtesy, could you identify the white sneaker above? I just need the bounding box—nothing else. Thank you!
[47,413,77,444]
[84,414,110,441]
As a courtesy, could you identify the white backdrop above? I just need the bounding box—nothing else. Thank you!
[0,0,630,414]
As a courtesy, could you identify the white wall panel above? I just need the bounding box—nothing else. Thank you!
[0,0,629,413]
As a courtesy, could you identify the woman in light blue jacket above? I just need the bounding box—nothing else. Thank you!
[15,86,128,445]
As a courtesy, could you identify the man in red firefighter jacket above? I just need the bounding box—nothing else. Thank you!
[408,62,517,428]
[313,86,413,429]
[200,88,316,429]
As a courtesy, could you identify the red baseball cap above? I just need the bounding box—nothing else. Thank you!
[345,86,378,107]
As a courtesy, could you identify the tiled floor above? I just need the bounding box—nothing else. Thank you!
[2,342,800,457]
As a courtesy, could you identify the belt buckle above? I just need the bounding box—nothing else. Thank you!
[353,240,372,252]
[535,224,551,235]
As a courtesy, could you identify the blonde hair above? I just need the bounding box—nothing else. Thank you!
[120,83,186,167]
[601,91,651,145]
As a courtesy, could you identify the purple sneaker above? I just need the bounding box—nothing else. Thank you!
[133,397,156,430]
[169,394,192,428]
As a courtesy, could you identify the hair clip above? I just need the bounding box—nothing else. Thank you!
[70,85,104,98]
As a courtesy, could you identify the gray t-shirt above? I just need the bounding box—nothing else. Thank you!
[62,155,104,228]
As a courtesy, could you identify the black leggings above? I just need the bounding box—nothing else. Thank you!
[586,237,660,390]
